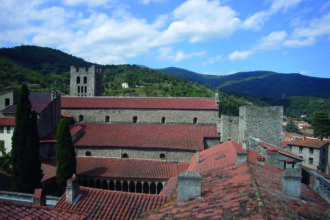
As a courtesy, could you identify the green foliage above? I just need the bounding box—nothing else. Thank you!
[285,121,303,134]
[219,91,254,116]
[311,112,330,139]
[56,118,76,191]
[0,150,11,172]
[11,84,42,193]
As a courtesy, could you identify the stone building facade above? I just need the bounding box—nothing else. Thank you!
[70,65,103,97]
[0,90,19,117]
[0,118,15,154]
[220,106,283,147]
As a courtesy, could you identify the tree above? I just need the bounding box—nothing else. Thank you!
[285,120,303,134]
[312,112,330,140]
[11,84,43,193]
[56,118,76,191]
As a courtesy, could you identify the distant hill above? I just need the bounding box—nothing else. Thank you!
[159,67,330,98]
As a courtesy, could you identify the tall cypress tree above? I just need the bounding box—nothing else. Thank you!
[11,84,43,193]
[56,118,76,191]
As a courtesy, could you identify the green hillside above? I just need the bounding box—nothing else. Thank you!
[160,67,330,98]
[0,46,214,97]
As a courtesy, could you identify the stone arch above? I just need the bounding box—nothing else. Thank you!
[193,117,198,124]
[116,181,121,191]
[77,76,80,84]
[79,115,84,122]
[123,181,129,192]
[96,179,102,189]
[85,151,92,156]
[143,182,149,194]
[105,115,110,123]
[102,180,108,190]
[109,180,115,190]
[77,86,80,94]
[150,182,156,194]
[136,182,142,193]
[132,116,138,123]
[84,86,87,93]
[129,181,135,193]
[84,76,87,84]
[157,182,163,194]
[89,179,95,188]
[81,86,83,94]
[82,179,88,187]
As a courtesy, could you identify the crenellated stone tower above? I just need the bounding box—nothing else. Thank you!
[70,65,103,97]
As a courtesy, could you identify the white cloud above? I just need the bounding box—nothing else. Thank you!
[139,0,165,5]
[63,0,114,7]
[158,47,205,62]
[202,55,222,65]
[161,0,241,43]
[228,50,253,61]
[284,13,330,47]
[242,11,268,30]
[270,0,302,13]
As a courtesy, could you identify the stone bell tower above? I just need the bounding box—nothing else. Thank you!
[70,65,103,97]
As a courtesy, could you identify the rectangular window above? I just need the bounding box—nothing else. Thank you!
[0,126,3,133]
[288,146,292,151]
[309,148,314,155]
[309,158,313,165]
[6,126,10,133]
[0,140,4,151]
[299,146,303,153]
[5,98,10,106]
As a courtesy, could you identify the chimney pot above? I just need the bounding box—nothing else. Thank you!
[33,189,46,206]
[282,168,301,198]
[66,174,80,204]
[177,171,202,203]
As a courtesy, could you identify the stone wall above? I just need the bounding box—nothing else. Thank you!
[70,66,103,97]
[62,109,218,125]
[0,90,18,117]
[288,145,322,171]
[238,106,283,147]
[309,170,330,203]
[220,115,239,142]
[76,147,195,163]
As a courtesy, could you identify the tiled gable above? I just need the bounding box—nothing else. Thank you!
[74,124,218,151]
[287,138,329,148]
[62,97,218,110]
[55,187,167,219]
[77,157,189,179]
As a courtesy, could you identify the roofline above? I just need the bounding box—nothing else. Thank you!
[74,145,199,151]
[287,143,329,149]
[62,107,218,110]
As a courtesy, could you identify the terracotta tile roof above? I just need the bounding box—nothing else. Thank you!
[287,138,329,148]
[40,124,83,143]
[74,124,218,151]
[55,187,167,219]
[0,201,88,219]
[0,117,15,126]
[2,93,53,114]
[41,159,57,182]
[61,97,218,110]
[251,164,330,219]
[77,157,189,179]
[259,141,302,160]
[143,140,330,219]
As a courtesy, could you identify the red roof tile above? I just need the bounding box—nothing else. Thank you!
[62,97,218,110]
[41,159,57,182]
[2,93,53,114]
[77,157,189,179]
[259,141,302,160]
[40,125,83,143]
[74,124,218,151]
[0,117,15,126]
[287,139,329,148]
[55,187,167,219]
[0,201,87,219]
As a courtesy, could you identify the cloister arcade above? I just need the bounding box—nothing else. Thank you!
[78,177,165,195]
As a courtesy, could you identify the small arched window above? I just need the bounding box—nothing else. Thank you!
[105,115,110,123]
[84,76,88,84]
[161,117,166,124]
[77,86,80,93]
[122,153,129,159]
[77,76,80,84]
[85,151,92,156]
[159,153,166,159]
[193,117,198,124]
[133,116,138,123]
[84,86,87,93]
[79,115,84,122]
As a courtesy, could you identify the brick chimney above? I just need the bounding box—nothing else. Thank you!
[257,156,265,167]
[66,174,80,205]
[282,168,302,198]
[236,152,247,164]
[33,189,46,206]
[177,171,202,203]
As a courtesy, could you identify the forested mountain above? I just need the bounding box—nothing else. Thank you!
[159,67,330,98]
[0,46,214,97]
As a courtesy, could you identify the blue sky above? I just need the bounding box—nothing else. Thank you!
[1,0,330,78]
